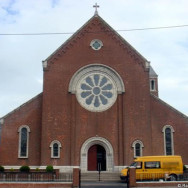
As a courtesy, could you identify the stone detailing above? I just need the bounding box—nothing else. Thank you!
[44,15,149,71]
[69,64,125,94]
[80,136,114,172]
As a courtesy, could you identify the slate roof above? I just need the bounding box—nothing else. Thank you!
[149,66,158,77]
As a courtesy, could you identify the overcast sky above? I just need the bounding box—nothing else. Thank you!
[0,0,188,117]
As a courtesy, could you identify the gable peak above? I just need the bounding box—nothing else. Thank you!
[44,13,148,71]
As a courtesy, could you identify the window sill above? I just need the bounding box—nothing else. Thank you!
[18,157,28,159]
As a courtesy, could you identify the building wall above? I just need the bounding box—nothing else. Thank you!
[40,16,153,167]
[0,15,188,169]
[150,95,188,164]
[0,94,42,166]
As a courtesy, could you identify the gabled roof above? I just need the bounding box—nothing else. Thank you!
[44,14,149,70]
[0,93,42,120]
[151,94,188,118]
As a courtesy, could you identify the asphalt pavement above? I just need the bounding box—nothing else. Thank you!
[81,181,178,188]
[81,181,127,188]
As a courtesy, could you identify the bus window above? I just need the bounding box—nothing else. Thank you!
[145,161,160,169]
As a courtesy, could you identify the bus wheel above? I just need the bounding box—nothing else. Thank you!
[169,174,177,181]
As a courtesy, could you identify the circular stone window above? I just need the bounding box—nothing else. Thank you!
[90,39,103,50]
[76,73,117,112]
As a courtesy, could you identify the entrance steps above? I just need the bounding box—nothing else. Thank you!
[81,171,121,182]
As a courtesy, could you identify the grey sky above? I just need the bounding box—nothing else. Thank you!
[0,0,188,117]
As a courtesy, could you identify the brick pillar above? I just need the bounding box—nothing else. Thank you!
[129,167,136,187]
[73,168,80,188]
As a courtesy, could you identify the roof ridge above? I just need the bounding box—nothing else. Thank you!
[44,14,149,70]
[0,92,43,119]
[151,93,188,118]
[96,15,148,62]
[44,15,97,62]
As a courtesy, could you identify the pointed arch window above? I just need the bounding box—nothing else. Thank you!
[50,140,62,158]
[18,125,30,158]
[132,140,144,158]
[162,125,174,155]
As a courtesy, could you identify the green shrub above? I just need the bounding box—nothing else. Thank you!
[46,165,54,172]
[20,166,30,172]
[35,167,40,172]
[0,166,4,172]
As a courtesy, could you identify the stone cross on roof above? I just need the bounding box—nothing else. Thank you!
[93,3,99,15]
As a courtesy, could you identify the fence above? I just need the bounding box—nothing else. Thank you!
[0,172,72,182]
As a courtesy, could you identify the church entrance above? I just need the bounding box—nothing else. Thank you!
[88,144,106,171]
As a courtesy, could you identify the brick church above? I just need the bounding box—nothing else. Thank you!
[0,9,188,172]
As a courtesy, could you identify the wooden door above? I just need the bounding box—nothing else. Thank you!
[88,145,106,171]
[88,145,97,171]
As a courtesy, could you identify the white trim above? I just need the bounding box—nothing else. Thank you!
[68,64,125,94]
[3,165,188,173]
[145,61,150,69]
[150,79,156,91]
[50,140,62,158]
[2,165,79,171]
[162,125,175,155]
[42,60,48,69]
[90,39,103,50]
[80,136,114,172]
[0,118,4,124]
[132,140,144,158]
[18,125,30,158]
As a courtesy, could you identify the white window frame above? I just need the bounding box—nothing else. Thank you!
[150,79,156,91]
[162,125,175,155]
[50,140,62,158]
[132,140,144,158]
[18,125,30,158]
[90,39,103,50]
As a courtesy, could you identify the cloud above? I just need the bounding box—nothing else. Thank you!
[0,0,188,117]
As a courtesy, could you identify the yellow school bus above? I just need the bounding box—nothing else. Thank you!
[120,155,183,181]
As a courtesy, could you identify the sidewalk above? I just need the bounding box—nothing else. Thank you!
[81,181,127,187]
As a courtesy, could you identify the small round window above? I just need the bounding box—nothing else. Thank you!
[90,39,103,50]
[76,72,117,112]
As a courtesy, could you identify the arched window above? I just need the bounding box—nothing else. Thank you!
[162,125,175,155]
[50,140,62,158]
[18,125,30,158]
[132,140,144,158]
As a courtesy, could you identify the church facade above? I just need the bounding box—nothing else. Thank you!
[0,13,188,172]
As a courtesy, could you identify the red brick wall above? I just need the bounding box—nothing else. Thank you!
[150,95,188,164]
[1,15,188,168]
[40,16,152,166]
[0,94,42,166]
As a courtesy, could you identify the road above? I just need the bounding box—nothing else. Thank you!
[81,181,127,188]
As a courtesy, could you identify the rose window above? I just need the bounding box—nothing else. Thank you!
[76,73,117,112]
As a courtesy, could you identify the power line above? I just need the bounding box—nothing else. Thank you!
[116,24,188,31]
[0,24,188,36]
